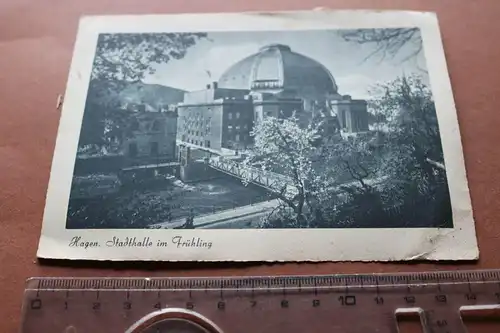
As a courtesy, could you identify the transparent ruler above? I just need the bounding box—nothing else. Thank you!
[20,270,500,332]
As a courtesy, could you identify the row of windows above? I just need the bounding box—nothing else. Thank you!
[227,125,248,131]
[186,129,210,136]
[227,134,245,142]
[180,135,211,147]
[183,123,249,137]
[180,135,246,146]
[181,112,211,121]
[251,81,281,89]
[182,111,244,122]
[186,138,211,148]
[183,119,211,127]
[227,112,241,120]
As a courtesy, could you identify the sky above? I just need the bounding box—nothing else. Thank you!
[143,29,429,99]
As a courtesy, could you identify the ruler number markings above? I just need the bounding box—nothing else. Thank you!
[92,301,101,311]
[27,291,380,314]
[22,271,500,333]
[338,295,356,306]
[404,295,416,304]
[435,294,447,303]
[465,293,477,301]
[29,298,42,310]
[123,301,132,310]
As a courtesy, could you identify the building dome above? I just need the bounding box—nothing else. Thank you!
[218,44,338,97]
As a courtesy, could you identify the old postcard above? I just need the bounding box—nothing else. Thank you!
[37,10,478,261]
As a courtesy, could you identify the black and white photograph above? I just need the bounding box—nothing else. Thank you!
[37,11,478,261]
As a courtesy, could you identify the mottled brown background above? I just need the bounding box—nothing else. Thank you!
[1,0,499,332]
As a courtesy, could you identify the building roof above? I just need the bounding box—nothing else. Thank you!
[218,44,338,97]
[182,86,250,105]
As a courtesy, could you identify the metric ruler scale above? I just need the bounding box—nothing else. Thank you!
[20,270,500,333]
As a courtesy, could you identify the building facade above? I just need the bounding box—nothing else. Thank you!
[330,95,370,134]
[122,108,178,165]
[177,83,254,151]
[176,43,370,153]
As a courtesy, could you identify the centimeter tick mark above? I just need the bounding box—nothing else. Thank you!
[36,280,41,297]
[467,277,472,293]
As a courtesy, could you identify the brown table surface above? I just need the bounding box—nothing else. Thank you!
[1,0,500,332]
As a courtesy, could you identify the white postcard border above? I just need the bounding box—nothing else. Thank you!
[37,10,478,261]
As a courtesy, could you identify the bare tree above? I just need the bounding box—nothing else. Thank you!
[339,28,423,64]
[92,33,207,82]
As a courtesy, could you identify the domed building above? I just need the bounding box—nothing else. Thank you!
[176,44,368,154]
[218,44,338,99]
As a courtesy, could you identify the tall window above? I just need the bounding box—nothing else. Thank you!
[129,143,138,157]
[151,120,161,131]
[228,112,233,120]
[340,110,347,128]
[235,134,240,142]
[236,112,240,119]
[150,142,159,155]
[130,120,139,131]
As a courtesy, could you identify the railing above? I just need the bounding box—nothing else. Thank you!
[208,157,298,198]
